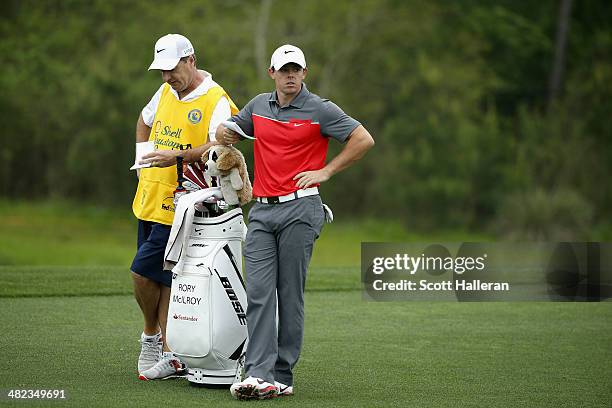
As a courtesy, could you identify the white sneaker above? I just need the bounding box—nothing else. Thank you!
[230,376,278,400]
[137,332,162,373]
[275,381,294,396]
[138,352,187,380]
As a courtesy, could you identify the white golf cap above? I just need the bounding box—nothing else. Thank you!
[269,44,306,70]
[148,34,194,71]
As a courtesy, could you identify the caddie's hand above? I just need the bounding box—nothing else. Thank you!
[218,127,240,145]
[140,150,177,167]
[293,169,331,189]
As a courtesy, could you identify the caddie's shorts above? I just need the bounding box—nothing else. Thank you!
[130,220,172,287]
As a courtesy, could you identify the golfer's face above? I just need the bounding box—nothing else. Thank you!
[161,57,193,93]
[273,63,307,95]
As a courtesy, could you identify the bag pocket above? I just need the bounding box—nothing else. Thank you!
[166,270,211,357]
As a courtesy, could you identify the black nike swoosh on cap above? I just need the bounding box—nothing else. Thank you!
[156,48,166,53]
[284,50,295,54]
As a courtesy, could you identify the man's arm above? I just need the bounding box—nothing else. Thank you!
[135,114,151,177]
[136,113,151,142]
[216,124,242,145]
[138,137,218,167]
[293,125,375,189]
[216,96,258,145]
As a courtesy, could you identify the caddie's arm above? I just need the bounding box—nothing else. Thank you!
[134,114,151,177]
[136,114,151,142]
[139,140,219,167]
[293,125,375,189]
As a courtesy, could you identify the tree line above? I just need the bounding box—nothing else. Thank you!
[1,0,610,238]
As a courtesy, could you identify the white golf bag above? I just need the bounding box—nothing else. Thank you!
[166,204,248,386]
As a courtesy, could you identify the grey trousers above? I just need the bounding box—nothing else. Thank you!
[243,195,325,385]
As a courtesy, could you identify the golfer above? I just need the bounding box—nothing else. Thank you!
[131,33,237,380]
[218,44,374,399]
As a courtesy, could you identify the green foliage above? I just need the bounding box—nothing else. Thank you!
[495,188,593,240]
[1,0,610,235]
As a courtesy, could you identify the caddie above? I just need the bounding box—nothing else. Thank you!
[130,33,238,380]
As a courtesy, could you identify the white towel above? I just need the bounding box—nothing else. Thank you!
[163,187,223,274]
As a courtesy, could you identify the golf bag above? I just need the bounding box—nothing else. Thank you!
[166,204,248,386]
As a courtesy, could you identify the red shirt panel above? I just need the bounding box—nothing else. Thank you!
[252,114,329,197]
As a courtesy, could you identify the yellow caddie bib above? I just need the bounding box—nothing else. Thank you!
[132,83,238,225]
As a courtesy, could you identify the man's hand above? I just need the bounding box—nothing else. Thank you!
[293,168,331,189]
[217,125,241,145]
[140,150,177,167]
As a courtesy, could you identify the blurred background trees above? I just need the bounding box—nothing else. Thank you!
[1,0,610,239]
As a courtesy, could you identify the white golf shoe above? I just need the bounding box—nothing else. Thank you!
[137,332,162,373]
[138,352,187,380]
[275,381,294,396]
[230,376,278,400]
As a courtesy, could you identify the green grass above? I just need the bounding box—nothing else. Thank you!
[0,291,610,407]
[0,200,135,266]
[0,199,490,268]
[0,265,360,298]
[0,200,610,407]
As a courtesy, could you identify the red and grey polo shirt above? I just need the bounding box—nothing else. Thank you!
[230,84,360,198]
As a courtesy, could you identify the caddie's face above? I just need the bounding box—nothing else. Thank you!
[268,63,307,97]
[161,55,195,93]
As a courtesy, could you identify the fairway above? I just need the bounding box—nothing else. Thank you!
[1,204,611,406]
[1,268,611,407]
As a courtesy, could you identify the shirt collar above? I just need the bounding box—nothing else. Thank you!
[269,83,310,109]
[169,70,215,101]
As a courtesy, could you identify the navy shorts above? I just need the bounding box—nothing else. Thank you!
[131,220,172,287]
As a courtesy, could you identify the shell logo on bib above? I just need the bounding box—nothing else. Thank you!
[187,109,202,124]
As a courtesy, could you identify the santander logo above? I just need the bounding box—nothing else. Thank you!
[173,313,198,322]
